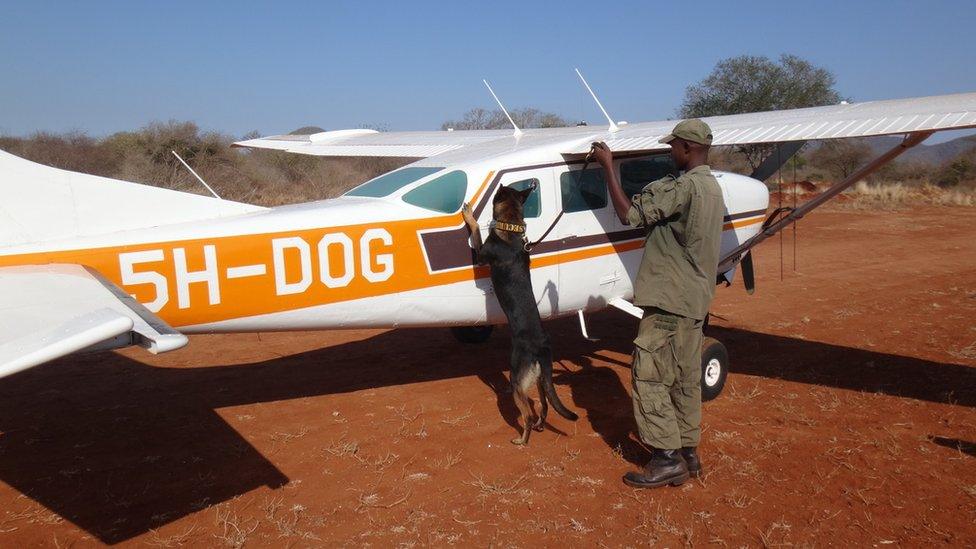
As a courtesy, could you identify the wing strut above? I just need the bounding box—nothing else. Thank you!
[718,130,934,273]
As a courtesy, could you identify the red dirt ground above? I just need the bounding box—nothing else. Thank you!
[1,206,975,547]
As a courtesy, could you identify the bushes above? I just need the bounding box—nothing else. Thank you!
[2,120,973,208]
[936,154,975,188]
[1,121,410,206]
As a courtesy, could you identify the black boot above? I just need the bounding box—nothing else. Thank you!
[681,447,702,478]
[623,449,689,488]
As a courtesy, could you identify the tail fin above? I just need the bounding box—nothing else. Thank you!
[540,351,579,421]
[0,149,263,248]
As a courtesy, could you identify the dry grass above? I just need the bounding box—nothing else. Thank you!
[844,181,976,208]
[211,504,258,548]
[353,488,411,512]
[464,471,529,500]
[433,450,463,470]
[261,497,320,541]
[146,525,197,547]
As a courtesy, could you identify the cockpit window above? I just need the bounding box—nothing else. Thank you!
[402,170,468,213]
[346,167,443,198]
[620,156,677,197]
[507,178,541,218]
[560,168,607,212]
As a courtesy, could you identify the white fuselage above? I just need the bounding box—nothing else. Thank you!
[0,148,768,334]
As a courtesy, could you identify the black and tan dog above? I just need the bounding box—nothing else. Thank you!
[461,183,578,445]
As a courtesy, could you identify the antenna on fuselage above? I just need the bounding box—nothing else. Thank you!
[171,150,222,200]
[482,79,523,138]
[574,68,619,133]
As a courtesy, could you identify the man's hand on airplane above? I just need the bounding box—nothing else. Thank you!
[590,141,613,167]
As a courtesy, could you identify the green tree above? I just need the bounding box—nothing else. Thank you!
[936,150,976,187]
[680,54,843,170]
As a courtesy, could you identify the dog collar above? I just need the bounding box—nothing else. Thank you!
[490,220,526,234]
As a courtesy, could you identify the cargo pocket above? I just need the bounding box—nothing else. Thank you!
[631,317,678,418]
[632,328,673,383]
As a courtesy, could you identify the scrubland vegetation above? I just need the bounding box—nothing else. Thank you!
[0,121,408,206]
[1,120,974,209]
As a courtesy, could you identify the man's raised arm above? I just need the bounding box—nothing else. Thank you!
[591,142,631,224]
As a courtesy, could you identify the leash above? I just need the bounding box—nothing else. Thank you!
[523,147,596,252]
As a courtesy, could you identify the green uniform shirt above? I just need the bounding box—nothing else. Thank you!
[626,165,725,320]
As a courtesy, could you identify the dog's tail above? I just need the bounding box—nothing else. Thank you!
[540,351,578,421]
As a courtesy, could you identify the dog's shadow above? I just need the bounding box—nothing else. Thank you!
[556,345,652,467]
[476,369,569,438]
[476,314,649,463]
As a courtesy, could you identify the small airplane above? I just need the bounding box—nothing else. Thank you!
[1,75,974,400]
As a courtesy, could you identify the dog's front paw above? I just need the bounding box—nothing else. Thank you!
[461,203,476,224]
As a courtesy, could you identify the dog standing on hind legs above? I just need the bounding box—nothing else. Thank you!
[461,183,578,445]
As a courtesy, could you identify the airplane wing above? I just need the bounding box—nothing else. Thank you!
[574,91,976,154]
[233,128,521,157]
[0,264,188,379]
[233,92,976,158]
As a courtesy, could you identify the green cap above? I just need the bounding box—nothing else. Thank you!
[659,119,713,145]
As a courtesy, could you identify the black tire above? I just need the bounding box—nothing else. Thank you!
[451,325,494,344]
[700,337,729,401]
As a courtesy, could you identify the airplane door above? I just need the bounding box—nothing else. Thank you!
[475,167,560,319]
[550,162,624,314]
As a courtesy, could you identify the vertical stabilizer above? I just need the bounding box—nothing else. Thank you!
[0,149,264,248]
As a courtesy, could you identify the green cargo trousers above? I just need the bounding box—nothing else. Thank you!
[631,307,703,450]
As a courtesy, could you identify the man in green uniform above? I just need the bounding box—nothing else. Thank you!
[591,119,725,488]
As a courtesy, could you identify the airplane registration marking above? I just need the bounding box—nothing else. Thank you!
[110,227,399,314]
[226,264,267,279]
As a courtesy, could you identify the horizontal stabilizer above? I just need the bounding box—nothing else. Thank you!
[0,264,188,378]
[0,308,133,379]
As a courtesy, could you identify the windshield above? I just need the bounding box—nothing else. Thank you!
[345,167,443,198]
[402,170,468,213]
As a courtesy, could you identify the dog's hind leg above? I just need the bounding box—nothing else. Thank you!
[532,372,548,432]
[511,386,533,445]
[510,361,540,445]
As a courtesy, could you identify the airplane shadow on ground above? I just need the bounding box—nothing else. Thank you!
[0,311,973,543]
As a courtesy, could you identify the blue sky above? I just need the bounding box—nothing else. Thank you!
[1,1,974,138]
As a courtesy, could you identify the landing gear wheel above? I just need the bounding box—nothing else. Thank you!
[451,325,494,344]
[700,337,728,402]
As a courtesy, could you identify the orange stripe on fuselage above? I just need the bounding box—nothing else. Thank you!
[467,171,495,207]
[722,216,764,231]
[0,213,642,328]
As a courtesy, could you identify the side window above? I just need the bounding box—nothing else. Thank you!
[507,178,541,218]
[560,168,607,212]
[620,155,677,197]
[402,170,468,213]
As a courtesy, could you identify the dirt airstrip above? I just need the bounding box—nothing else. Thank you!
[1,205,975,547]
